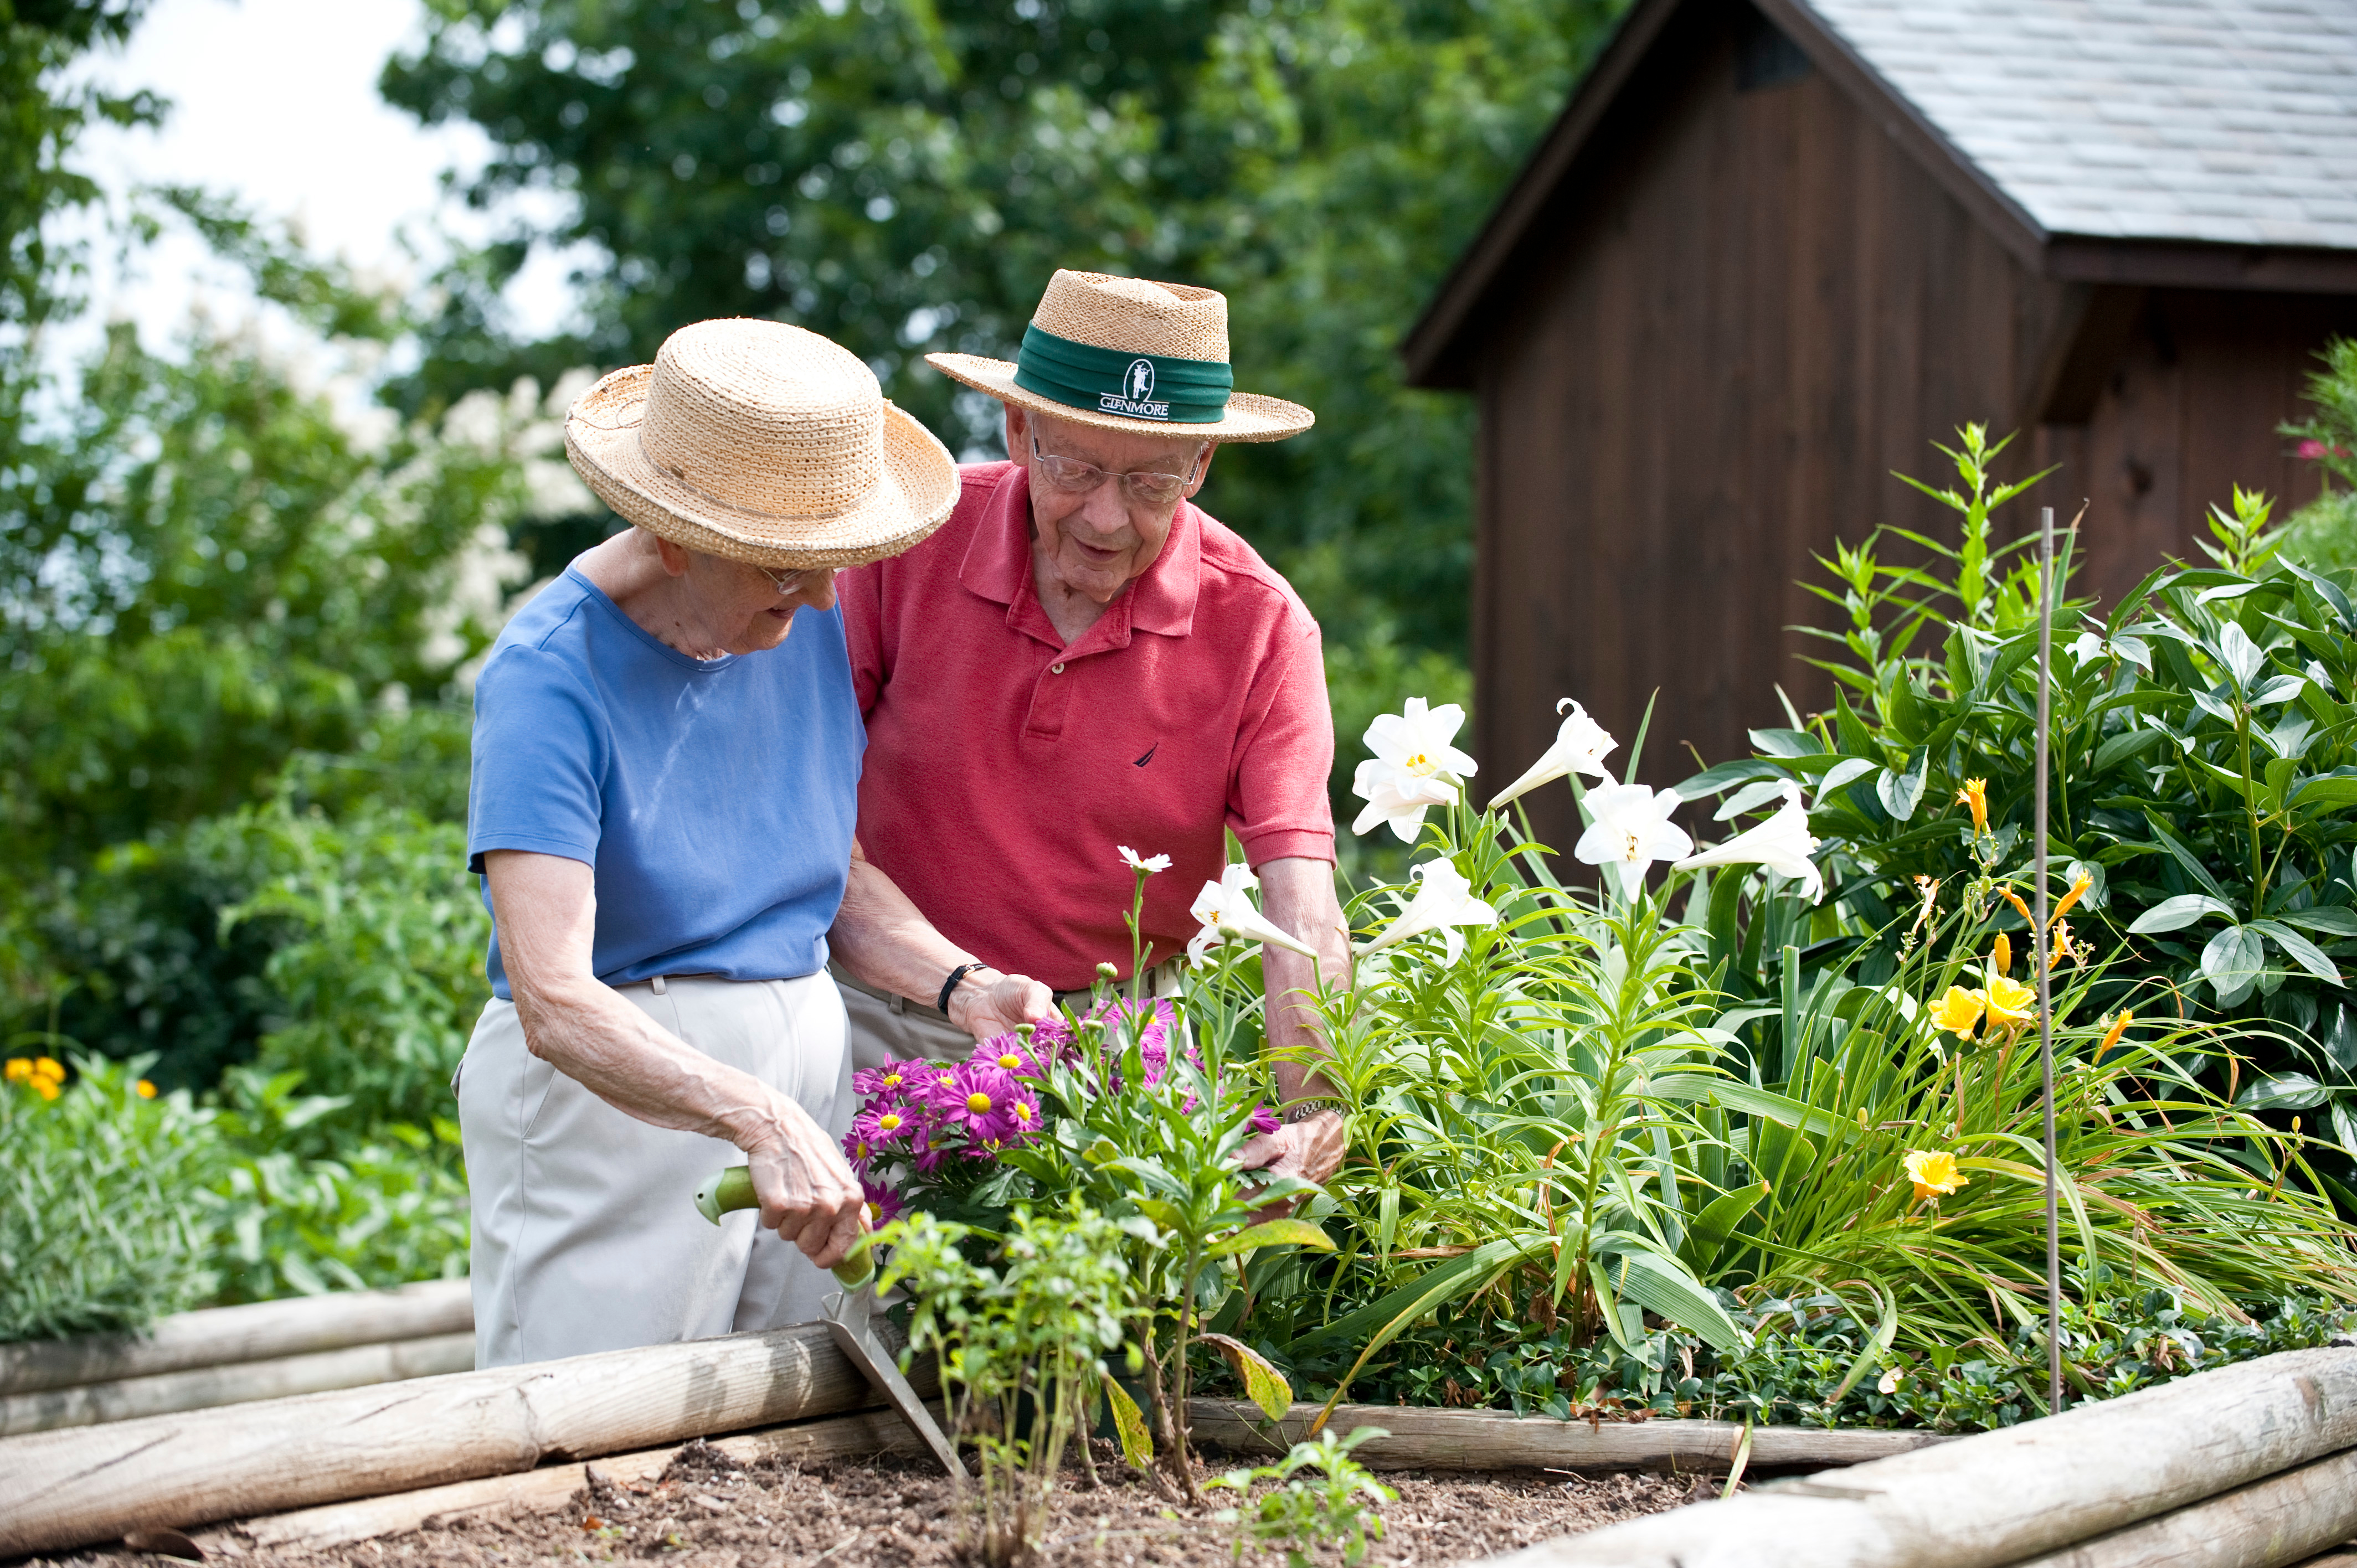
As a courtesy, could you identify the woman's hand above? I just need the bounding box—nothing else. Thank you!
[743,1103,867,1270]
[947,966,1053,1041]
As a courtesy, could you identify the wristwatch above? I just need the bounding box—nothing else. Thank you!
[1281,1098,1346,1125]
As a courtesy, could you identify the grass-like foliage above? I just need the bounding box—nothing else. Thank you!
[0,1055,222,1340]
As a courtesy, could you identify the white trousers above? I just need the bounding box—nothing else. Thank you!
[456,973,853,1369]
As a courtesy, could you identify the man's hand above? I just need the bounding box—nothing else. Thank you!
[1235,1107,1346,1221]
[744,1101,867,1270]
[947,966,1052,1041]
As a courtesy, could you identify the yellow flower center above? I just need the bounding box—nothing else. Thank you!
[1404,750,1434,775]
[997,1053,1022,1070]
[882,1072,902,1088]
[966,1092,994,1115]
[1013,1102,1036,1125]
[878,1112,902,1133]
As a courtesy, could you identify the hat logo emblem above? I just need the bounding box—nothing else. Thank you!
[1125,358,1155,402]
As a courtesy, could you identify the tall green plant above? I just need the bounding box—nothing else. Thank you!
[1678,427,2357,1180]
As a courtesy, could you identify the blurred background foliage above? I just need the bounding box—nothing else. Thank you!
[0,0,1619,1330]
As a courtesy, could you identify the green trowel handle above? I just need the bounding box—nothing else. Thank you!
[692,1164,874,1290]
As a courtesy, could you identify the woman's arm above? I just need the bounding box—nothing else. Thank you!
[827,839,1052,1039]
[483,849,864,1268]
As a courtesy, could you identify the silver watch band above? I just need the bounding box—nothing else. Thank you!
[1281,1098,1345,1125]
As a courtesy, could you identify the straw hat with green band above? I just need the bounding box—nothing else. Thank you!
[927,270,1314,443]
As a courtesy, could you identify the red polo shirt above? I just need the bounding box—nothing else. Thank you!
[838,461,1335,991]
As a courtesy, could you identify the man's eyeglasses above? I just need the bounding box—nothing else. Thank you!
[1030,431,1208,510]
[757,564,809,596]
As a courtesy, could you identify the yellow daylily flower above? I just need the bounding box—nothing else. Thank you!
[33,1056,63,1082]
[1984,973,2037,1036]
[1930,986,1986,1041]
[3,1058,29,1084]
[35,1078,59,1101]
[136,1080,157,1099]
[1904,1148,1969,1203]
[1955,778,1989,835]
[2048,918,2075,972]
[2097,1011,2133,1056]
[1990,933,2013,979]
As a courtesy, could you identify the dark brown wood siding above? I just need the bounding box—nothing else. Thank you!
[1460,2,2357,857]
[1468,11,2066,850]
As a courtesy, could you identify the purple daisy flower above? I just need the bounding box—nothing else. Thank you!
[1247,1104,1281,1134]
[861,1178,904,1227]
[971,1035,1043,1078]
[853,1059,924,1100]
[854,1100,920,1148]
[936,1061,1020,1142]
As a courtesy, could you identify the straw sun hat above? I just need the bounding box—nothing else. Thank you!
[564,318,958,570]
[927,270,1314,443]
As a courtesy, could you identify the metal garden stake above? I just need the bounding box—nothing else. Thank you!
[2033,504,2063,1413]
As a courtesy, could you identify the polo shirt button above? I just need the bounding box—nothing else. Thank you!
[1050,663,1066,674]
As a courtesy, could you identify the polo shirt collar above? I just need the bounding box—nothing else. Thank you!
[958,463,1200,641]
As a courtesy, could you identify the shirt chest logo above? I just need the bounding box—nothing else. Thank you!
[1134,742,1159,768]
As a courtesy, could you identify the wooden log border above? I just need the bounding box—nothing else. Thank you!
[0,1332,476,1437]
[1484,1348,2357,1568]
[1187,1401,1948,1472]
[0,1280,472,1396]
[0,1321,882,1559]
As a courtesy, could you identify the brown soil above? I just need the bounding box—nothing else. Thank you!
[61,1443,1699,1568]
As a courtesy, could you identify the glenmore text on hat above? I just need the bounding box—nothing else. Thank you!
[563,317,958,570]
[925,270,1314,444]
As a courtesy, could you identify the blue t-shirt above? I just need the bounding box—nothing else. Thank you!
[466,568,864,1000]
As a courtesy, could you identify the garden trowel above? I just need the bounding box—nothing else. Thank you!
[692,1165,965,1478]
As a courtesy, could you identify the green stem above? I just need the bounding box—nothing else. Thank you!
[2237,704,2267,907]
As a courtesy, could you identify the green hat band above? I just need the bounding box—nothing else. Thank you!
[1011,324,1234,424]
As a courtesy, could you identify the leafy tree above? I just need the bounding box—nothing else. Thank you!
[381,0,1626,659]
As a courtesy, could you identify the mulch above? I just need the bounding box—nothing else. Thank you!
[50,1441,1700,1568]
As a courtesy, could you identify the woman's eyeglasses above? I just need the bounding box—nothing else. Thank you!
[1030,431,1208,509]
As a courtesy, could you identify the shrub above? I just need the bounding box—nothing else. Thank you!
[1677,426,2357,1183]
[0,1056,223,1342]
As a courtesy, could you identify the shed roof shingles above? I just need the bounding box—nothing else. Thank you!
[1804,0,2357,249]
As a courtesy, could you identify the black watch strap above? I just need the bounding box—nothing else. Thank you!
[937,963,984,1014]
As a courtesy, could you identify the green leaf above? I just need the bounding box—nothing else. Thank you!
[1211,1218,1337,1258]
[1677,1180,1768,1277]
[1875,747,1930,822]
[2202,925,2267,1005]
[2144,813,2231,901]
[2251,921,2344,986]
[2237,1074,2329,1112]
[1749,728,1824,759]
[2293,777,2357,813]
[1279,1240,1531,1358]
[2129,894,2239,934]
[2093,728,2168,772]
[1103,1373,1154,1468]
[1711,1081,1841,1138]
[2284,907,2357,938]
[1198,1332,1294,1422]
[1600,1247,1742,1352]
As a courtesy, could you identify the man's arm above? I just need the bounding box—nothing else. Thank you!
[484,849,864,1268]
[1238,854,1350,1185]
[828,839,1052,1040]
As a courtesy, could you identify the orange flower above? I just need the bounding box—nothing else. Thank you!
[136,1080,158,1099]
[1955,778,1989,835]
[2097,1011,2133,1056]
[2048,919,2074,972]
[1991,933,2013,978]
[35,1079,60,1101]
[1999,888,2034,926]
[2,1059,29,1084]
[33,1056,63,1082]
[2051,872,2093,926]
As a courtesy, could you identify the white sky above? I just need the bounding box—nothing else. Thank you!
[59,0,579,372]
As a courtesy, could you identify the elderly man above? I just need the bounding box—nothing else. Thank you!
[459,318,1048,1368]
[831,269,1349,1187]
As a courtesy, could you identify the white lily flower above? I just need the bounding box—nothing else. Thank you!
[1187,862,1319,966]
[1350,698,1477,841]
[1672,781,1824,902]
[1118,845,1172,874]
[1574,783,1694,899]
[1356,858,1499,968]
[1489,698,1617,809]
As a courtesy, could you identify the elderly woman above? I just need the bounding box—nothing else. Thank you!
[458,319,1047,1368]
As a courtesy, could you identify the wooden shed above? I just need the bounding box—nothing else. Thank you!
[1403,0,2357,840]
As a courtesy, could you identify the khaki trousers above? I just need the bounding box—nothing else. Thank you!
[456,973,853,1369]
